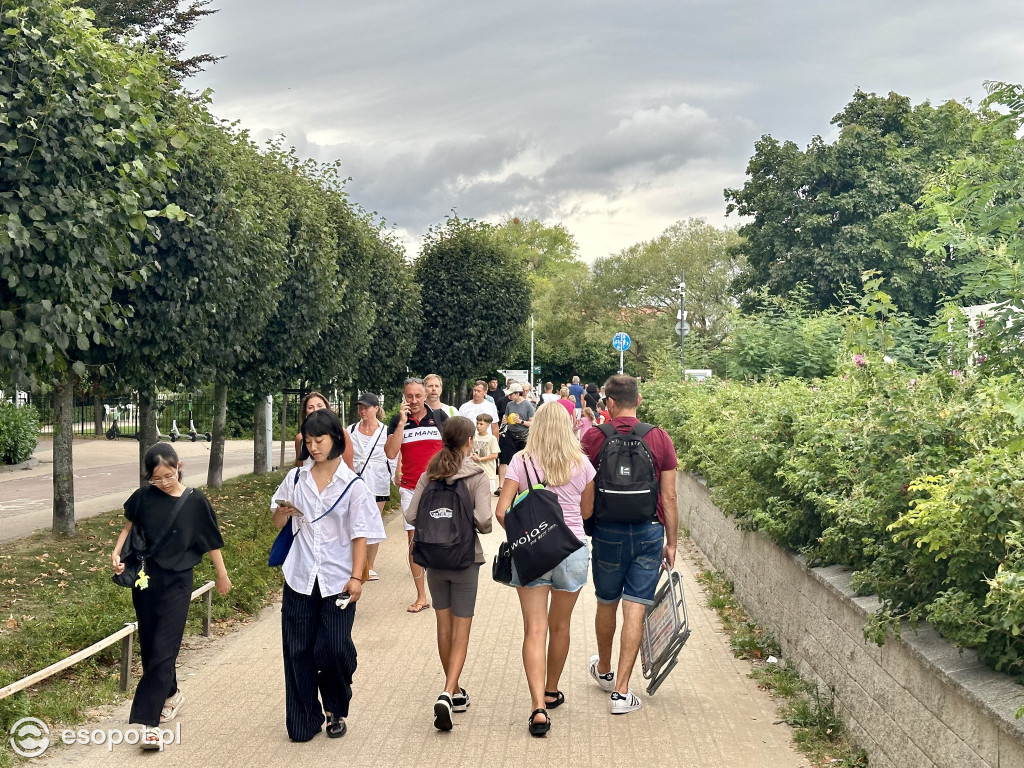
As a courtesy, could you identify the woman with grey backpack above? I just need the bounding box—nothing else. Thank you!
[403,416,493,732]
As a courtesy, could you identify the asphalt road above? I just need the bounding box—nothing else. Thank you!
[0,438,296,543]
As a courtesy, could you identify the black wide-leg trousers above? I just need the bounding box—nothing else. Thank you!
[281,580,358,741]
[129,564,193,727]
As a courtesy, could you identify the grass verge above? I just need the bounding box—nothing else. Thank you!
[0,469,340,766]
[695,569,869,768]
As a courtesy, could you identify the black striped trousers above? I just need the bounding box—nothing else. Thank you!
[281,580,358,741]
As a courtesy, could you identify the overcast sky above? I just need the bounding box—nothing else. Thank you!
[184,1,1024,262]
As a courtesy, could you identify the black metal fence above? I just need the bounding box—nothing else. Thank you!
[25,392,217,440]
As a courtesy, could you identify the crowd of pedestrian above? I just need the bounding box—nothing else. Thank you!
[111,372,677,746]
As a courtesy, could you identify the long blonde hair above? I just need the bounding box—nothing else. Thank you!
[522,402,582,487]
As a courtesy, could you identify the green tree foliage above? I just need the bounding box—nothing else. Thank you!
[0,0,186,390]
[587,218,742,374]
[350,228,421,395]
[494,218,613,384]
[76,0,219,76]
[726,90,1003,318]
[914,81,1024,376]
[413,216,530,385]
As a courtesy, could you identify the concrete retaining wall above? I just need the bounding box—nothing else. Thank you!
[679,471,1024,768]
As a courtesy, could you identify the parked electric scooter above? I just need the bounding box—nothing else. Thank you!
[187,397,212,442]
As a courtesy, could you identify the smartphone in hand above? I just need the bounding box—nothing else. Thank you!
[274,499,304,517]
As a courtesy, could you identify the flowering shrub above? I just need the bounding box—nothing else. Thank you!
[643,361,1024,678]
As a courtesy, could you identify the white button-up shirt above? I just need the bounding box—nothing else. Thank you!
[271,462,386,597]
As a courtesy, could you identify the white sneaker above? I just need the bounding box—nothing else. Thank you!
[588,654,614,692]
[452,687,470,713]
[160,689,185,723]
[140,726,162,750]
[610,689,642,715]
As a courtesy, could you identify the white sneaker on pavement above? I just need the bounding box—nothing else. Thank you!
[610,689,642,715]
[588,654,615,692]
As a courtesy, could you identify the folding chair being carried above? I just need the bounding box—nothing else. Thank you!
[640,569,691,696]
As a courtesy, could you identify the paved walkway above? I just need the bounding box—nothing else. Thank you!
[39,507,809,767]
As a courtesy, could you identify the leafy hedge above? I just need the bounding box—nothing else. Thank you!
[643,360,1024,678]
[0,403,37,465]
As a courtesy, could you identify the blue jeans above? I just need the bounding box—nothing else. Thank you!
[591,521,664,605]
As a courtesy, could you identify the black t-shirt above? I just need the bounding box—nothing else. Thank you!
[124,485,225,571]
[584,390,600,410]
[489,388,508,417]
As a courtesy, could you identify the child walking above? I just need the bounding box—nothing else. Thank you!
[472,413,500,493]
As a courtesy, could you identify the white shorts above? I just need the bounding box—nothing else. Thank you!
[400,486,415,532]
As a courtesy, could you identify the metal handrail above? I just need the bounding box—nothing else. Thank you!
[0,580,216,700]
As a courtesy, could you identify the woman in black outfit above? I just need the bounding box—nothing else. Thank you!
[584,383,600,412]
[111,443,231,750]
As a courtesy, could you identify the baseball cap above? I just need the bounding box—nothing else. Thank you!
[357,392,379,407]
[509,383,524,393]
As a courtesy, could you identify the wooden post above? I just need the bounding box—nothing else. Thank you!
[203,588,212,637]
[119,625,134,692]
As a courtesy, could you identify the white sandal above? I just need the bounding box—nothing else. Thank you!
[160,690,185,723]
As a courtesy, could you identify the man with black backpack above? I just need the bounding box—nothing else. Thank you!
[580,374,679,715]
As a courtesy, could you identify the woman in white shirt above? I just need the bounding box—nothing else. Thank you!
[348,392,390,580]
[271,409,386,742]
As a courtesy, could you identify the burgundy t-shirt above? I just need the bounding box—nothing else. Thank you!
[580,416,678,525]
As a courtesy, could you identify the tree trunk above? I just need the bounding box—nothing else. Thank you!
[137,387,158,488]
[52,372,77,536]
[253,394,268,475]
[92,379,104,436]
[207,381,227,487]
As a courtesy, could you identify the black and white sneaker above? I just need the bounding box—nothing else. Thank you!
[452,688,470,713]
[588,654,614,692]
[433,692,454,731]
[610,689,642,715]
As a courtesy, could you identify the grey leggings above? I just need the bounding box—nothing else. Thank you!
[426,563,481,617]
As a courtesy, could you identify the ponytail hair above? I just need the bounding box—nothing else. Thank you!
[425,416,475,481]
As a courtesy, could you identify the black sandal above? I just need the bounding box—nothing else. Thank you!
[543,690,565,709]
[528,708,550,737]
[326,714,347,738]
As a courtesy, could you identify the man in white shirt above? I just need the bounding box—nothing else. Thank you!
[541,381,559,404]
[424,373,458,417]
[458,380,499,436]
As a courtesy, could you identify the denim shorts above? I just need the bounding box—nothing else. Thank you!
[591,521,664,605]
[510,543,589,592]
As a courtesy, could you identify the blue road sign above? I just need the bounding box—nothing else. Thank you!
[612,332,631,352]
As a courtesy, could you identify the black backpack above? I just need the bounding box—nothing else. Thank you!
[593,422,659,524]
[412,477,476,570]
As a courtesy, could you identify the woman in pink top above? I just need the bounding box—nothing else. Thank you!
[496,402,595,737]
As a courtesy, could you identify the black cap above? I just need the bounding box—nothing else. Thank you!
[357,392,379,407]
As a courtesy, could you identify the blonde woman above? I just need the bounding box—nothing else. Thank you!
[496,402,595,737]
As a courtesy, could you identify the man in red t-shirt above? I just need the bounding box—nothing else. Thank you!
[385,377,447,613]
[580,374,678,715]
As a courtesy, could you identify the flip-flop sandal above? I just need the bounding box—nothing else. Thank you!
[407,603,431,613]
[367,570,379,581]
[528,708,550,737]
[326,714,347,738]
[543,690,564,709]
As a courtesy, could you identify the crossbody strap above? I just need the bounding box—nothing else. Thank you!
[356,424,385,476]
[310,476,361,523]
[147,487,193,556]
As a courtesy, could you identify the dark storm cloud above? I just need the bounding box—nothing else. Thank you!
[185,0,1024,259]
